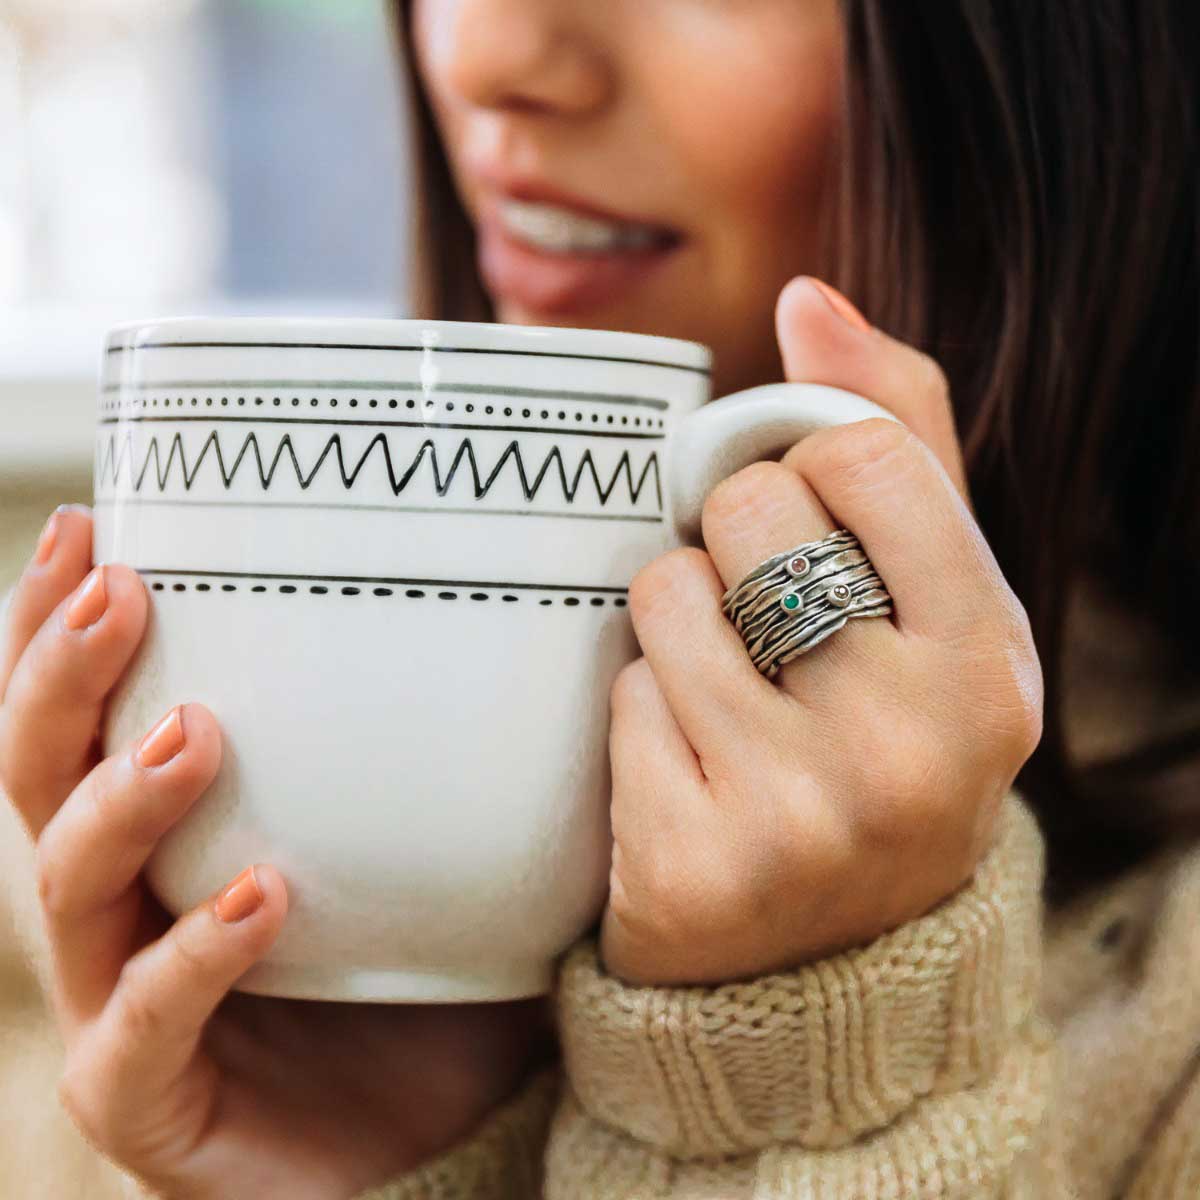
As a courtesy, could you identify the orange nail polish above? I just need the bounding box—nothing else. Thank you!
[64,566,108,631]
[137,706,185,769]
[33,513,58,565]
[215,866,264,924]
[805,277,872,332]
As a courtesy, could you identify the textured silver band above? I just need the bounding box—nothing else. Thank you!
[721,528,893,677]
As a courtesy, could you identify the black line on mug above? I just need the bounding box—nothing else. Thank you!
[91,497,663,524]
[135,568,630,594]
[99,379,673,410]
[103,341,709,377]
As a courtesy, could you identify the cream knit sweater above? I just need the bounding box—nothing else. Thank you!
[3,574,1200,1198]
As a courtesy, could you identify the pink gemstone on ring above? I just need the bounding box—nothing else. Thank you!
[787,554,810,578]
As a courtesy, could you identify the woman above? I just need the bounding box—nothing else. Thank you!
[1,1,1198,1195]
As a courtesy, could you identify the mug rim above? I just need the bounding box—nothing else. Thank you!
[104,316,713,375]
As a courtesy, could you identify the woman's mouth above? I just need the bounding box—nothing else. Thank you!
[476,193,684,317]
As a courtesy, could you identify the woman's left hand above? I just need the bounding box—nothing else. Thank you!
[601,276,1044,987]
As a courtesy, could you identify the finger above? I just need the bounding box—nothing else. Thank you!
[36,704,222,1023]
[776,277,970,505]
[0,564,149,838]
[602,658,714,976]
[0,506,94,703]
[700,460,897,697]
[85,864,286,1117]
[610,657,702,792]
[781,416,1008,641]
[627,547,779,755]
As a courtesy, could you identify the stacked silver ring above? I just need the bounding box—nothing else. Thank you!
[721,528,893,678]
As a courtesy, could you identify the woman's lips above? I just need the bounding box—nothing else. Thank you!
[475,201,684,317]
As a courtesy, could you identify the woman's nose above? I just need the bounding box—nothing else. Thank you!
[440,0,613,117]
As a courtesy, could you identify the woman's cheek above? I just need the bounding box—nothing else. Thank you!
[637,1,843,217]
[631,3,844,354]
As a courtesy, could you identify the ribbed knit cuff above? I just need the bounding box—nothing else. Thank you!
[556,792,1044,1159]
[353,1066,559,1200]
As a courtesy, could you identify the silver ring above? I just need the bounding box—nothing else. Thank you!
[721,529,893,678]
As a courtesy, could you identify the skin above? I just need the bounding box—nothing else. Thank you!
[0,2,1044,1195]
[413,0,846,397]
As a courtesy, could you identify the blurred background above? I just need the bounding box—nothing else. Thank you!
[0,2,409,1193]
[0,0,408,581]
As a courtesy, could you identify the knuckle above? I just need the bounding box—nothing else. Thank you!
[0,720,11,794]
[114,959,168,1042]
[171,924,210,979]
[1014,687,1045,759]
[962,611,1045,764]
[628,547,709,621]
[91,592,145,653]
[611,848,709,955]
[702,461,795,538]
[604,882,673,985]
[993,658,1045,763]
[57,1057,107,1148]
[610,657,653,715]
[802,417,918,491]
[0,717,26,805]
[56,1069,88,1130]
[914,349,952,406]
[34,837,71,921]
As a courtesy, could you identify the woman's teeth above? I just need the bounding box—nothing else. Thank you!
[497,197,667,255]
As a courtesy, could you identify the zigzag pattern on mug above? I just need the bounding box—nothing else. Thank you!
[94,429,663,509]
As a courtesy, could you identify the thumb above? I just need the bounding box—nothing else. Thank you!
[775,276,971,505]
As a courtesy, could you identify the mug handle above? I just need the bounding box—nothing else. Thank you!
[669,382,903,542]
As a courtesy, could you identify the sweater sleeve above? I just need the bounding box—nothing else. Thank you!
[358,791,1052,1198]
[547,791,1052,1197]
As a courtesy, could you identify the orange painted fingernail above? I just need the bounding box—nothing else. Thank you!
[64,566,107,631]
[804,277,872,332]
[33,513,59,565]
[215,866,263,924]
[137,706,185,769]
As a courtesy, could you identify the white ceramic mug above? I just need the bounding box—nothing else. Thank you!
[94,317,896,1003]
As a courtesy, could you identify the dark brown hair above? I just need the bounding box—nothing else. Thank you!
[392,1,1200,895]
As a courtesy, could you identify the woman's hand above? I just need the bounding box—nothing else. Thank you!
[602,277,1044,987]
[0,509,554,1200]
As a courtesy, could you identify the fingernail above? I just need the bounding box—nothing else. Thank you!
[64,566,108,631]
[137,706,185,769]
[215,866,264,924]
[33,513,58,565]
[803,277,872,332]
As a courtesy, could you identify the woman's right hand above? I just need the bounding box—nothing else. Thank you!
[0,507,555,1200]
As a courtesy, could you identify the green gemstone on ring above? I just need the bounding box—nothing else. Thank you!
[780,591,803,613]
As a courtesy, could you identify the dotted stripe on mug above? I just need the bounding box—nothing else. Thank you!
[140,572,629,609]
[98,393,668,430]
